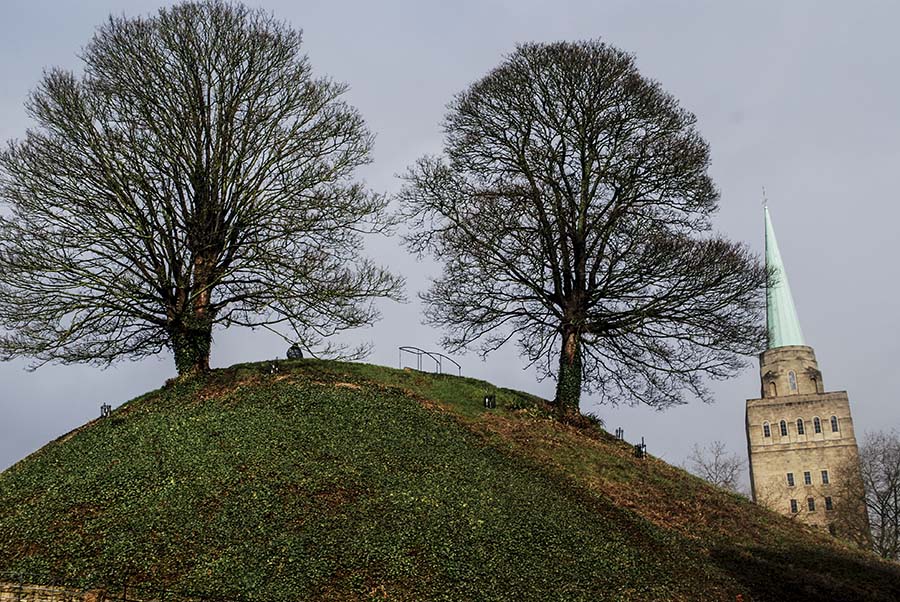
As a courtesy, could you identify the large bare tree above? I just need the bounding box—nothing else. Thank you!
[400,41,766,412]
[0,1,402,376]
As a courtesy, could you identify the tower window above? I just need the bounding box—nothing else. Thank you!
[825,496,833,511]
[804,471,811,485]
[786,472,795,487]
[789,371,798,392]
[814,417,822,434]
[768,382,777,397]
[796,418,805,435]
[780,420,788,437]
[807,497,816,511]
[821,470,829,485]
[831,416,839,433]
[790,499,798,513]
[763,422,771,438]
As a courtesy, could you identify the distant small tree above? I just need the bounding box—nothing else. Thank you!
[687,440,745,493]
[0,1,402,376]
[831,431,898,557]
[400,40,766,413]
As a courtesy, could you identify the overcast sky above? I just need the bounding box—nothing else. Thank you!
[2,0,898,482]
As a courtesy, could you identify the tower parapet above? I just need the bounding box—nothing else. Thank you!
[759,345,823,398]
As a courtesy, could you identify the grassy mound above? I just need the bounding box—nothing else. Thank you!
[1,359,898,601]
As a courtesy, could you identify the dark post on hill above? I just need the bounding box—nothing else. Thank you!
[0,1,403,377]
[400,41,766,413]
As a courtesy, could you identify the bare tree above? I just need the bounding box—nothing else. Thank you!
[832,431,898,557]
[0,1,402,376]
[399,41,766,413]
[687,440,745,493]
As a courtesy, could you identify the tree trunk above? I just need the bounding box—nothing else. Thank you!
[170,316,212,376]
[169,255,217,376]
[555,327,582,414]
[170,255,215,376]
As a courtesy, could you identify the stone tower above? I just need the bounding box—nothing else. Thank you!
[745,207,865,533]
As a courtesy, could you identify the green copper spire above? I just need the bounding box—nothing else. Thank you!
[765,206,805,349]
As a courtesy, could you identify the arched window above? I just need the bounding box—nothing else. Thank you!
[831,416,839,433]
[814,417,822,434]
[768,382,777,397]
[780,420,788,437]
[763,422,771,438]
[796,418,805,435]
[789,371,798,392]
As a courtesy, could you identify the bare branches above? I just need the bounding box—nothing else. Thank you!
[832,431,900,557]
[687,440,746,493]
[399,40,765,410]
[0,0,403,375]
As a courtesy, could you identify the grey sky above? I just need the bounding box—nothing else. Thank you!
[2,1,898,481]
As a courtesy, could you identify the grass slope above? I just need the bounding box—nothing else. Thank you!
[0,359,898,601]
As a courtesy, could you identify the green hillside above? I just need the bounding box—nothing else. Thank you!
[1,360,898,601]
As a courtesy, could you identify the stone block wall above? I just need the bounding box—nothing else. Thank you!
[746,390,862,529]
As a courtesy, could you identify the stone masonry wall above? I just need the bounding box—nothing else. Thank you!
[746,391,859,527]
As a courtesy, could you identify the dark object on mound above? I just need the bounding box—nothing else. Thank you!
[286,344,304,360]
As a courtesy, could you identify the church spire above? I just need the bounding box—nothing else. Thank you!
[765,206,805,349]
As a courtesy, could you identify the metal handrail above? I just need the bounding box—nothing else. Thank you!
[429,351,461,376]
[398,346,461,376]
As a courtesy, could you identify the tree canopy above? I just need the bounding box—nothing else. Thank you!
[0,0,402,376]
[400,41,766,412]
